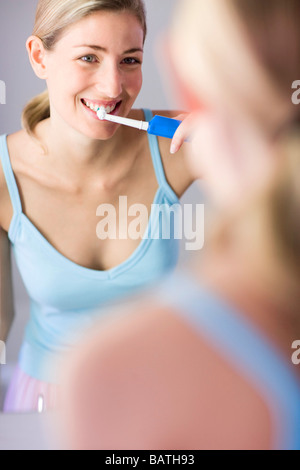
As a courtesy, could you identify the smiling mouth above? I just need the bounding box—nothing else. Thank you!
[81,99,122,115]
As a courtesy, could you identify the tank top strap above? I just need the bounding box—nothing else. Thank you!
[157,271,300,450]
[0,134,22,241]
[142,109,179,203]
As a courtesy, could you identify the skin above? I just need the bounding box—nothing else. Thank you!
[58,1,300,450]
[0,11,195,272]
[59,301,272,450]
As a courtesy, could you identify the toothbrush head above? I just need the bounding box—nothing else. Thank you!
[97,106,107,120]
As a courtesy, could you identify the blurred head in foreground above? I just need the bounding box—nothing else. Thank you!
[57,0,300,450]
[169,0,300,311]
[171,0,300,208]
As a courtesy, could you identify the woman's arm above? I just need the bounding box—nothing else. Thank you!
[0,227,14,342]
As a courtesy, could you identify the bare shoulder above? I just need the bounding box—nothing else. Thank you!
[61,303,272,450]
[6,129,35,157]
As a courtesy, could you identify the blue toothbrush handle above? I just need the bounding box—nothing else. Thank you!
[147,115,182,139]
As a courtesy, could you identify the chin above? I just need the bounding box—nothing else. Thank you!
[79,124,120,141]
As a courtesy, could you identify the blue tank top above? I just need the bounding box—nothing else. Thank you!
[158,272,300,451]
[0,109,180,383]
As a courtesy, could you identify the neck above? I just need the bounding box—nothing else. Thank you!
[36,115,128,187]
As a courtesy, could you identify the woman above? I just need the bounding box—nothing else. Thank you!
[0,0,195,412]
[59,0,300,450]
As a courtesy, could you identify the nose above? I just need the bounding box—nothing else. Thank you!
[95,61,123,99]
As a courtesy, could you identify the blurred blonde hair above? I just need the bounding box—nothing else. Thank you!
[22,0,147,136]
[226,0,300,286]
[176,0,300,295]
[270,125,300,279]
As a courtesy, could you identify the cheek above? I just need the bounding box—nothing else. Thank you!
[48,72,94,118]
[46,56,88,96]
[125,70,143,97]
[188,132,205,179]
[186,115,216,178]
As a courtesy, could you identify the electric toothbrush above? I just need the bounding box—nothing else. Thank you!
[97,106,182,140]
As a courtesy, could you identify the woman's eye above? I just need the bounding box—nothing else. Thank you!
[80,55,97,63]
[122,58,140,65]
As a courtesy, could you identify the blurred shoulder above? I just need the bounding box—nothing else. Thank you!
[61,302,272,449]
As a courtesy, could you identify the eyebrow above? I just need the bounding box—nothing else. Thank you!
[73,45,143,54]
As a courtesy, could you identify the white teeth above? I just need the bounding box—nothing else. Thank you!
[83,100,117,114]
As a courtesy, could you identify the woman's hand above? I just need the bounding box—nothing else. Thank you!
[170,112,200,154]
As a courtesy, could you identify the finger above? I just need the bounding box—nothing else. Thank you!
[170,128,186,154]
[173,113,189,122]
[170,115,195,153]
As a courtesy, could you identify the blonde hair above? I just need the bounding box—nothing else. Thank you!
[22,0,147,136]
[176,0,300,296]
[230,0,300,97]
[228,0,300,284]
[270,124,300,279]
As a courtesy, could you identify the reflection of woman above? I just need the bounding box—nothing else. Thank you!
[60,0,300,450]
[0,0,195,413]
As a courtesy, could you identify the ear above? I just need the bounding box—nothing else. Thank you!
[26,35,48,79]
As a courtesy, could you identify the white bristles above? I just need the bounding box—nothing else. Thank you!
[97,106,107,120]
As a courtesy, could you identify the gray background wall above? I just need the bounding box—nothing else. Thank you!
[0,0,202,366]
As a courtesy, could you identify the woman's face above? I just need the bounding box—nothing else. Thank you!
[41,11,144,140]
[170,0,289,208]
